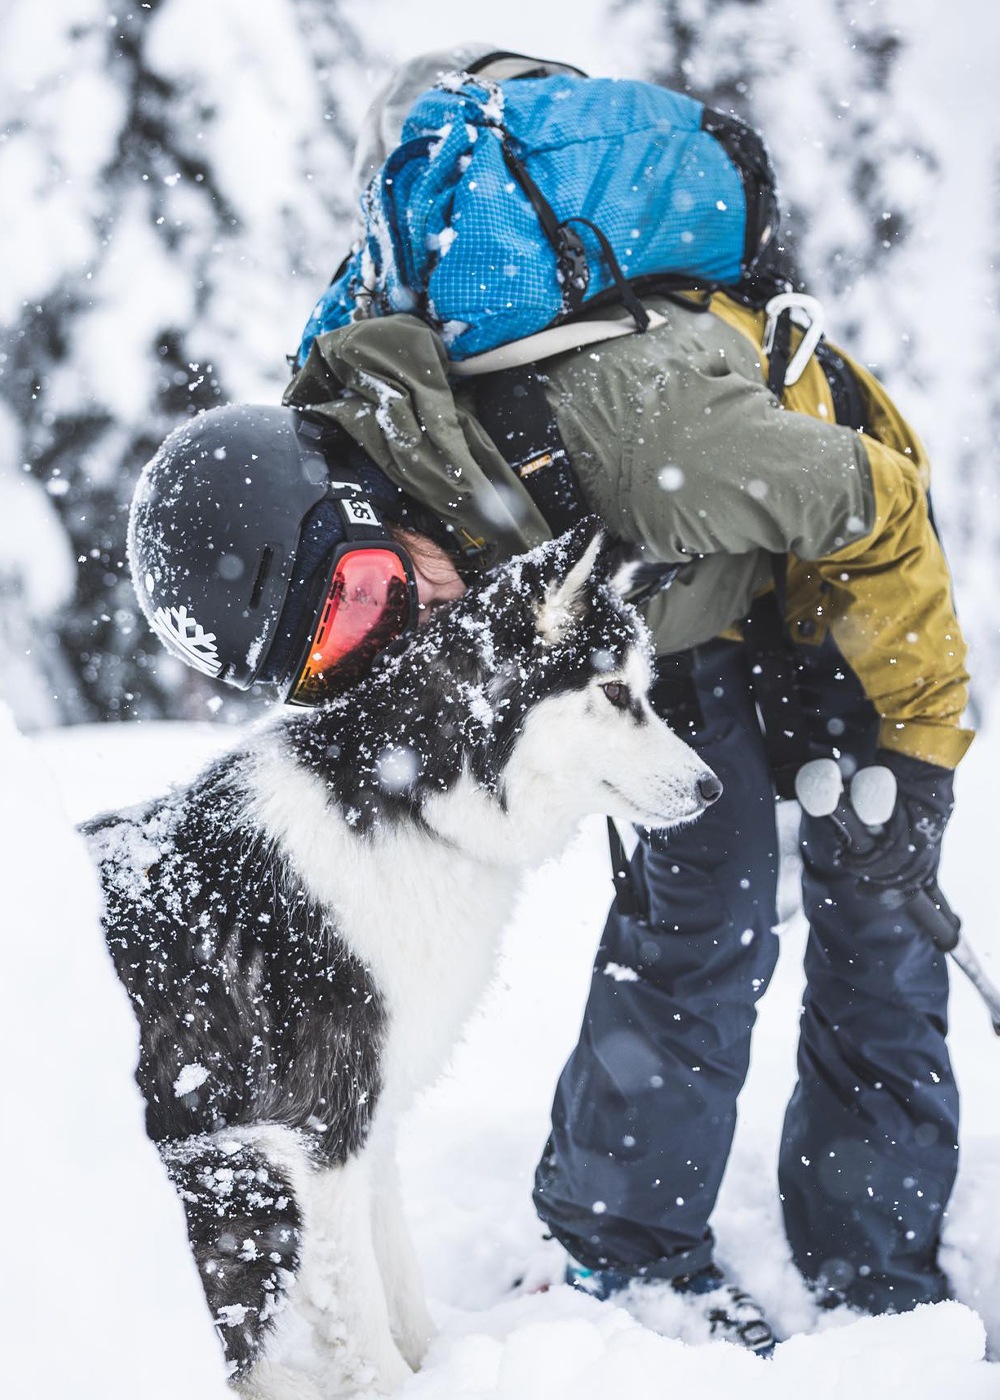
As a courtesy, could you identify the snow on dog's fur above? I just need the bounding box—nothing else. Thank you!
[83,526,719,1399]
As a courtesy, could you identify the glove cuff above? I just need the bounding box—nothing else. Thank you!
[872,748,953,835]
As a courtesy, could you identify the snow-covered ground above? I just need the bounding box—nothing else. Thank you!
[2,706,996,1398]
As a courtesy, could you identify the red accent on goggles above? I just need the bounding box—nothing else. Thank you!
[286,543,417,705]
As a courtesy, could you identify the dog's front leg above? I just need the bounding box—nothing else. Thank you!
[298,1154,413,1395]
[369,1130,436,1369]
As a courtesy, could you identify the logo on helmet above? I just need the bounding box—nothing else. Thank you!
[151,604,223,677]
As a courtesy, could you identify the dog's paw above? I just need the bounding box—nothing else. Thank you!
[369,1351,415,1395]
[393,1313,435,1371]
[314,1343,413,1397]
[235,1358,325,1400]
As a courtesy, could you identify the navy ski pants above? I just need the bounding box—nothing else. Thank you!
[534,637,958,1313]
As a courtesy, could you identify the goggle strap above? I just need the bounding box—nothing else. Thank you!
[335,495,386,538]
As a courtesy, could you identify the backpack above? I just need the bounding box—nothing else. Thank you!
[297,66,780,366]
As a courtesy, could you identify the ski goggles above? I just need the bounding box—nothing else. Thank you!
[284,540,418,705]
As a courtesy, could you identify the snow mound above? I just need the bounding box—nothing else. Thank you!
[401,1289,994,1400]
[0,707,229,1398]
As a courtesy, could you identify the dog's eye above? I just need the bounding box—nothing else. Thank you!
[601,681,632,710]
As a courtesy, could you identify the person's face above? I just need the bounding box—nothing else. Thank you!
[394,529,467,620]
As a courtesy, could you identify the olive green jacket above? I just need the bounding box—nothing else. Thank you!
[284,294,971,768]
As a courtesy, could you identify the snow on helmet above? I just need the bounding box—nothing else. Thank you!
[128,404,409,693]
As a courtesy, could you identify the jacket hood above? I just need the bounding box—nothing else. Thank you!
[284,314,551,569]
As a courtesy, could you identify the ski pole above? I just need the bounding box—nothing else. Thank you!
[795,758,1000,1036]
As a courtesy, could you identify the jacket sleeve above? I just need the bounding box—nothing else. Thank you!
[810,432,972,768]
[617,314,972,768]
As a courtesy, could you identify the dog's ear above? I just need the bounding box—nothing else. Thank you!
[598,536,645,599]
[535,528,604,645]
[600,535,683,608]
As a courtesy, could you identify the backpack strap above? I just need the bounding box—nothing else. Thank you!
[814,340,868,433]
[472,363,684,610]
[472,363,593,533]
[765,307,794,399]
[497,138,591,320]
[753,297,871,794]
[496,136,651,335]
[451,306,669,379]
[740,554,815,799]
[606,817,644,917]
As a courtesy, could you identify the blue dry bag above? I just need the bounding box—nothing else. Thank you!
[298,70,778,365]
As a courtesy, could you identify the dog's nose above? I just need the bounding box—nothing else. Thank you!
[697,773,723,806]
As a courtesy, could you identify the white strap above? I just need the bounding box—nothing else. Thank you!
[450,308,667,377]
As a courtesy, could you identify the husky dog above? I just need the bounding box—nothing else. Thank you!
[84,527,720,1399]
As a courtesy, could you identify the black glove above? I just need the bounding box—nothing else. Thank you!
[840,749,954,898]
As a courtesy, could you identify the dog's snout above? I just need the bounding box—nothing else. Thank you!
[697,773,723,806]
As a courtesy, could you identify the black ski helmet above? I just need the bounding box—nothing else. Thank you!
[128,404,408,692]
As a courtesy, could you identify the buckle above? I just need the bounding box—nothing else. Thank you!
[555,224,590,307]
[738,1318,775,1351]
[763,292,825,388]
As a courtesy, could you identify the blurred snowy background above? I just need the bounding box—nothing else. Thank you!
[1,0,997,730]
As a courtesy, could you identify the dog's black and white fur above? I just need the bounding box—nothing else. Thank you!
[84,528,718,1399]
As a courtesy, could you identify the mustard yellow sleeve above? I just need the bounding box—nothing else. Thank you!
[700,297,971,765]
[817,433,972,768]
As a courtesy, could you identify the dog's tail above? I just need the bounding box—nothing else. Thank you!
[160,1125,316,1381]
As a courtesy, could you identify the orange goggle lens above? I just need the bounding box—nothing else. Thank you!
[289,547,413,703]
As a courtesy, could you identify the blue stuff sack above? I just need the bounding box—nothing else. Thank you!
[298,72,778,365]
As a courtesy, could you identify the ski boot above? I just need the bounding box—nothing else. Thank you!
[566,1260,777,1357]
